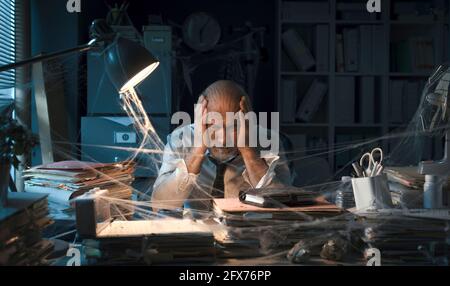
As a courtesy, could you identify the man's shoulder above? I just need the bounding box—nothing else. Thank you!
[170,123,194,137]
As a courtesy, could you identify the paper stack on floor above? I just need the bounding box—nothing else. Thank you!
[212,197,345,258]
[82,219,216,265]
[358,211,450,265]
[23,161,135,216]
[0,193,53,265]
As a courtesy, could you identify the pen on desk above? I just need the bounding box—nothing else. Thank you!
[352,162,364,178]
[370,162,379,177]
[375,165,384,176]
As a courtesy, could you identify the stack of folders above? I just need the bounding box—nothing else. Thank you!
[82,219,215,265]
[385,166,426,189]
[23,161,135,216]
[358,211,450,265]
[384,166,450,208]
[212,196,344,258]
[0,193,53,265]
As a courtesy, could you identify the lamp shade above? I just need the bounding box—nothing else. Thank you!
[104,37,159,93]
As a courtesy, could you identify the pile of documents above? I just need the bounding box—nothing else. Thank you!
[358,211,450,265]
[212,197,345,258]
[0,193,53,265]
[23,161,135,217]
[385,166,425,189]
[82,219,216,265]
[385,166,430,208]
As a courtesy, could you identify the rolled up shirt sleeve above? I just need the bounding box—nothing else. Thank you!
[241,155,280,188]
[151,132,199,210]
[242,143,292,189]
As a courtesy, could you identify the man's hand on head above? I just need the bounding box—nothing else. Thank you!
[186,95,209,175]
[238,96,257,159]
[237,96,268,186]
[194,95,208,155]
[240,95,252,113]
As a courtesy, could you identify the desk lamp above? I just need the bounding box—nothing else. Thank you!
[418,63,450,208]
[0,19,159,91]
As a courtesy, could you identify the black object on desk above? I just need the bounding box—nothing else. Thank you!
[239,187,317,208]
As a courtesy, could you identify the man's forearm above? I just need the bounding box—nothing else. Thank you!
[152,172,191,211]
[241,148,269,187]
[185,147,206,174]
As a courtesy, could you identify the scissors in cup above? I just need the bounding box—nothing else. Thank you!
[359,147,384,177]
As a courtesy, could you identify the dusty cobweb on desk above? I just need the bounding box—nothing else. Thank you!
[4,54,450,265]
[81,61,450,265]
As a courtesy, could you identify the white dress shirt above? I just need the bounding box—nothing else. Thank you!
[151,124,291,215]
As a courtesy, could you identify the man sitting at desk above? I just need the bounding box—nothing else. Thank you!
[151,80,291,216]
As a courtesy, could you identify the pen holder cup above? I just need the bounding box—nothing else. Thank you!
[351,173,394,211]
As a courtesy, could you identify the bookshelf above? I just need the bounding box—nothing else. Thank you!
[275,0,450,181]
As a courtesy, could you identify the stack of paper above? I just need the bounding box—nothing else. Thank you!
[385,166,450,208]
[385,166,426,189]
[384,167,427,208]
[388,182,423,209]
[0,193,53,265]
[82,219,216,265]
[212,197,344,257]
[23,161,135,216]
[214,198,341,225]
[357,211,450,265]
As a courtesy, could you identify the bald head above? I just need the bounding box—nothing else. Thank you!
[202,80,248,114]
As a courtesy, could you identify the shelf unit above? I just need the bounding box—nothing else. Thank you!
[276,0,450,179]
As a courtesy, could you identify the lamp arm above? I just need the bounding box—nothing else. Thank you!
[0,40,96,73]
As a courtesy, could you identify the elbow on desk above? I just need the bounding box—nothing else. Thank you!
[151,183,185,212]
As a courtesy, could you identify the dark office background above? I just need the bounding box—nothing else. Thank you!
[30,0,277,135]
